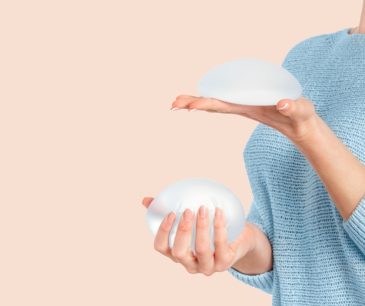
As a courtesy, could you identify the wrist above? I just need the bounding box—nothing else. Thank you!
[230,222,273,274]
[290,113,323,146]
[232,223,257,266]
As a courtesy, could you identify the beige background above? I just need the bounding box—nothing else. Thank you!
[0,1,362,305]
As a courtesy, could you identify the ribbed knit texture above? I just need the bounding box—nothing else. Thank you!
[227,27,365,305]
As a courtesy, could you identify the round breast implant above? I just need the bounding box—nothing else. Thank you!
[146,178,245,255]
[197,58,302,106]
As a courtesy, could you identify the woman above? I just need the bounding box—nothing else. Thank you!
[142,2,365,305]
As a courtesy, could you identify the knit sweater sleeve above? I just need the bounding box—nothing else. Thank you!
[342,194,365,255]
[227,197,274,295]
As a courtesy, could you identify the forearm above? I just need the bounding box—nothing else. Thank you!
[293,114,365,221]
[231,223,273,275]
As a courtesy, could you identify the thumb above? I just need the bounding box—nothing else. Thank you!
[276,97,315,121]
[276,98,295,117]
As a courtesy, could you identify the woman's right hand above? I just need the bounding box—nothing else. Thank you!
[142,196,256,276]
[171,95,320,145]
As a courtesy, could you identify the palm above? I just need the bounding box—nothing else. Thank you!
[171,94,317,142]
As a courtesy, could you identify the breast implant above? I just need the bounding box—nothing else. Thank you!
[197,58,302,106]
[146,178,245,255]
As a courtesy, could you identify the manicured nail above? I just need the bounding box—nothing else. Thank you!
[183,209,193,221]
[171,107,180,111]
[199,205,206,218]
[188,108,197,112]
[278,102,288,110]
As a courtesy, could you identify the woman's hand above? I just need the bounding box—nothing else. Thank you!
[142,197,255,276]
[171,95,320,144]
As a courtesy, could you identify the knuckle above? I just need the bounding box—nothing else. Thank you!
[171,250,184,260]
[195,248,208,257]
[186,267,198,274]
[178,223,191,233]
[202,270,213,276]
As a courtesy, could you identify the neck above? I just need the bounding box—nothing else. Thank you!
[352,1,365,34]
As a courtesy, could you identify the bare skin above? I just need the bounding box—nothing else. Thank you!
[141,1,365,277]
[142,197,273,275]
[142,96,320,276]
[350,0,365,34]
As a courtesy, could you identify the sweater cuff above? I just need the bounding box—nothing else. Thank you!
[342,194,365,255]
[227,266,273,294]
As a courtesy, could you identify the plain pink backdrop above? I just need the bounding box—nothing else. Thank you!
[0,1,363,305]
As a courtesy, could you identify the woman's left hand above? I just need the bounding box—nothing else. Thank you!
[171,95,320,144]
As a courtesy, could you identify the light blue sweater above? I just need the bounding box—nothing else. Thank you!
[227,27,365,305]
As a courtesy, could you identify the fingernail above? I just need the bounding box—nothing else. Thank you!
[183,209,193,221]
[170,107,180,111]
[188,108,197,112]
[278,102,289,110]
[167,211,175,222]
[199,205,206,218]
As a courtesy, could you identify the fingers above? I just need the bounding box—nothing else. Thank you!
[212,207,235,271]
[152,205,245,276]
[189,98,245,114]
[171,95,317,133]
[171,95,248,115]
[171,95,200,110]
[153,211,179,263]
[142,197,154,208]
[195,205,214,275]
[171,209,199,273]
